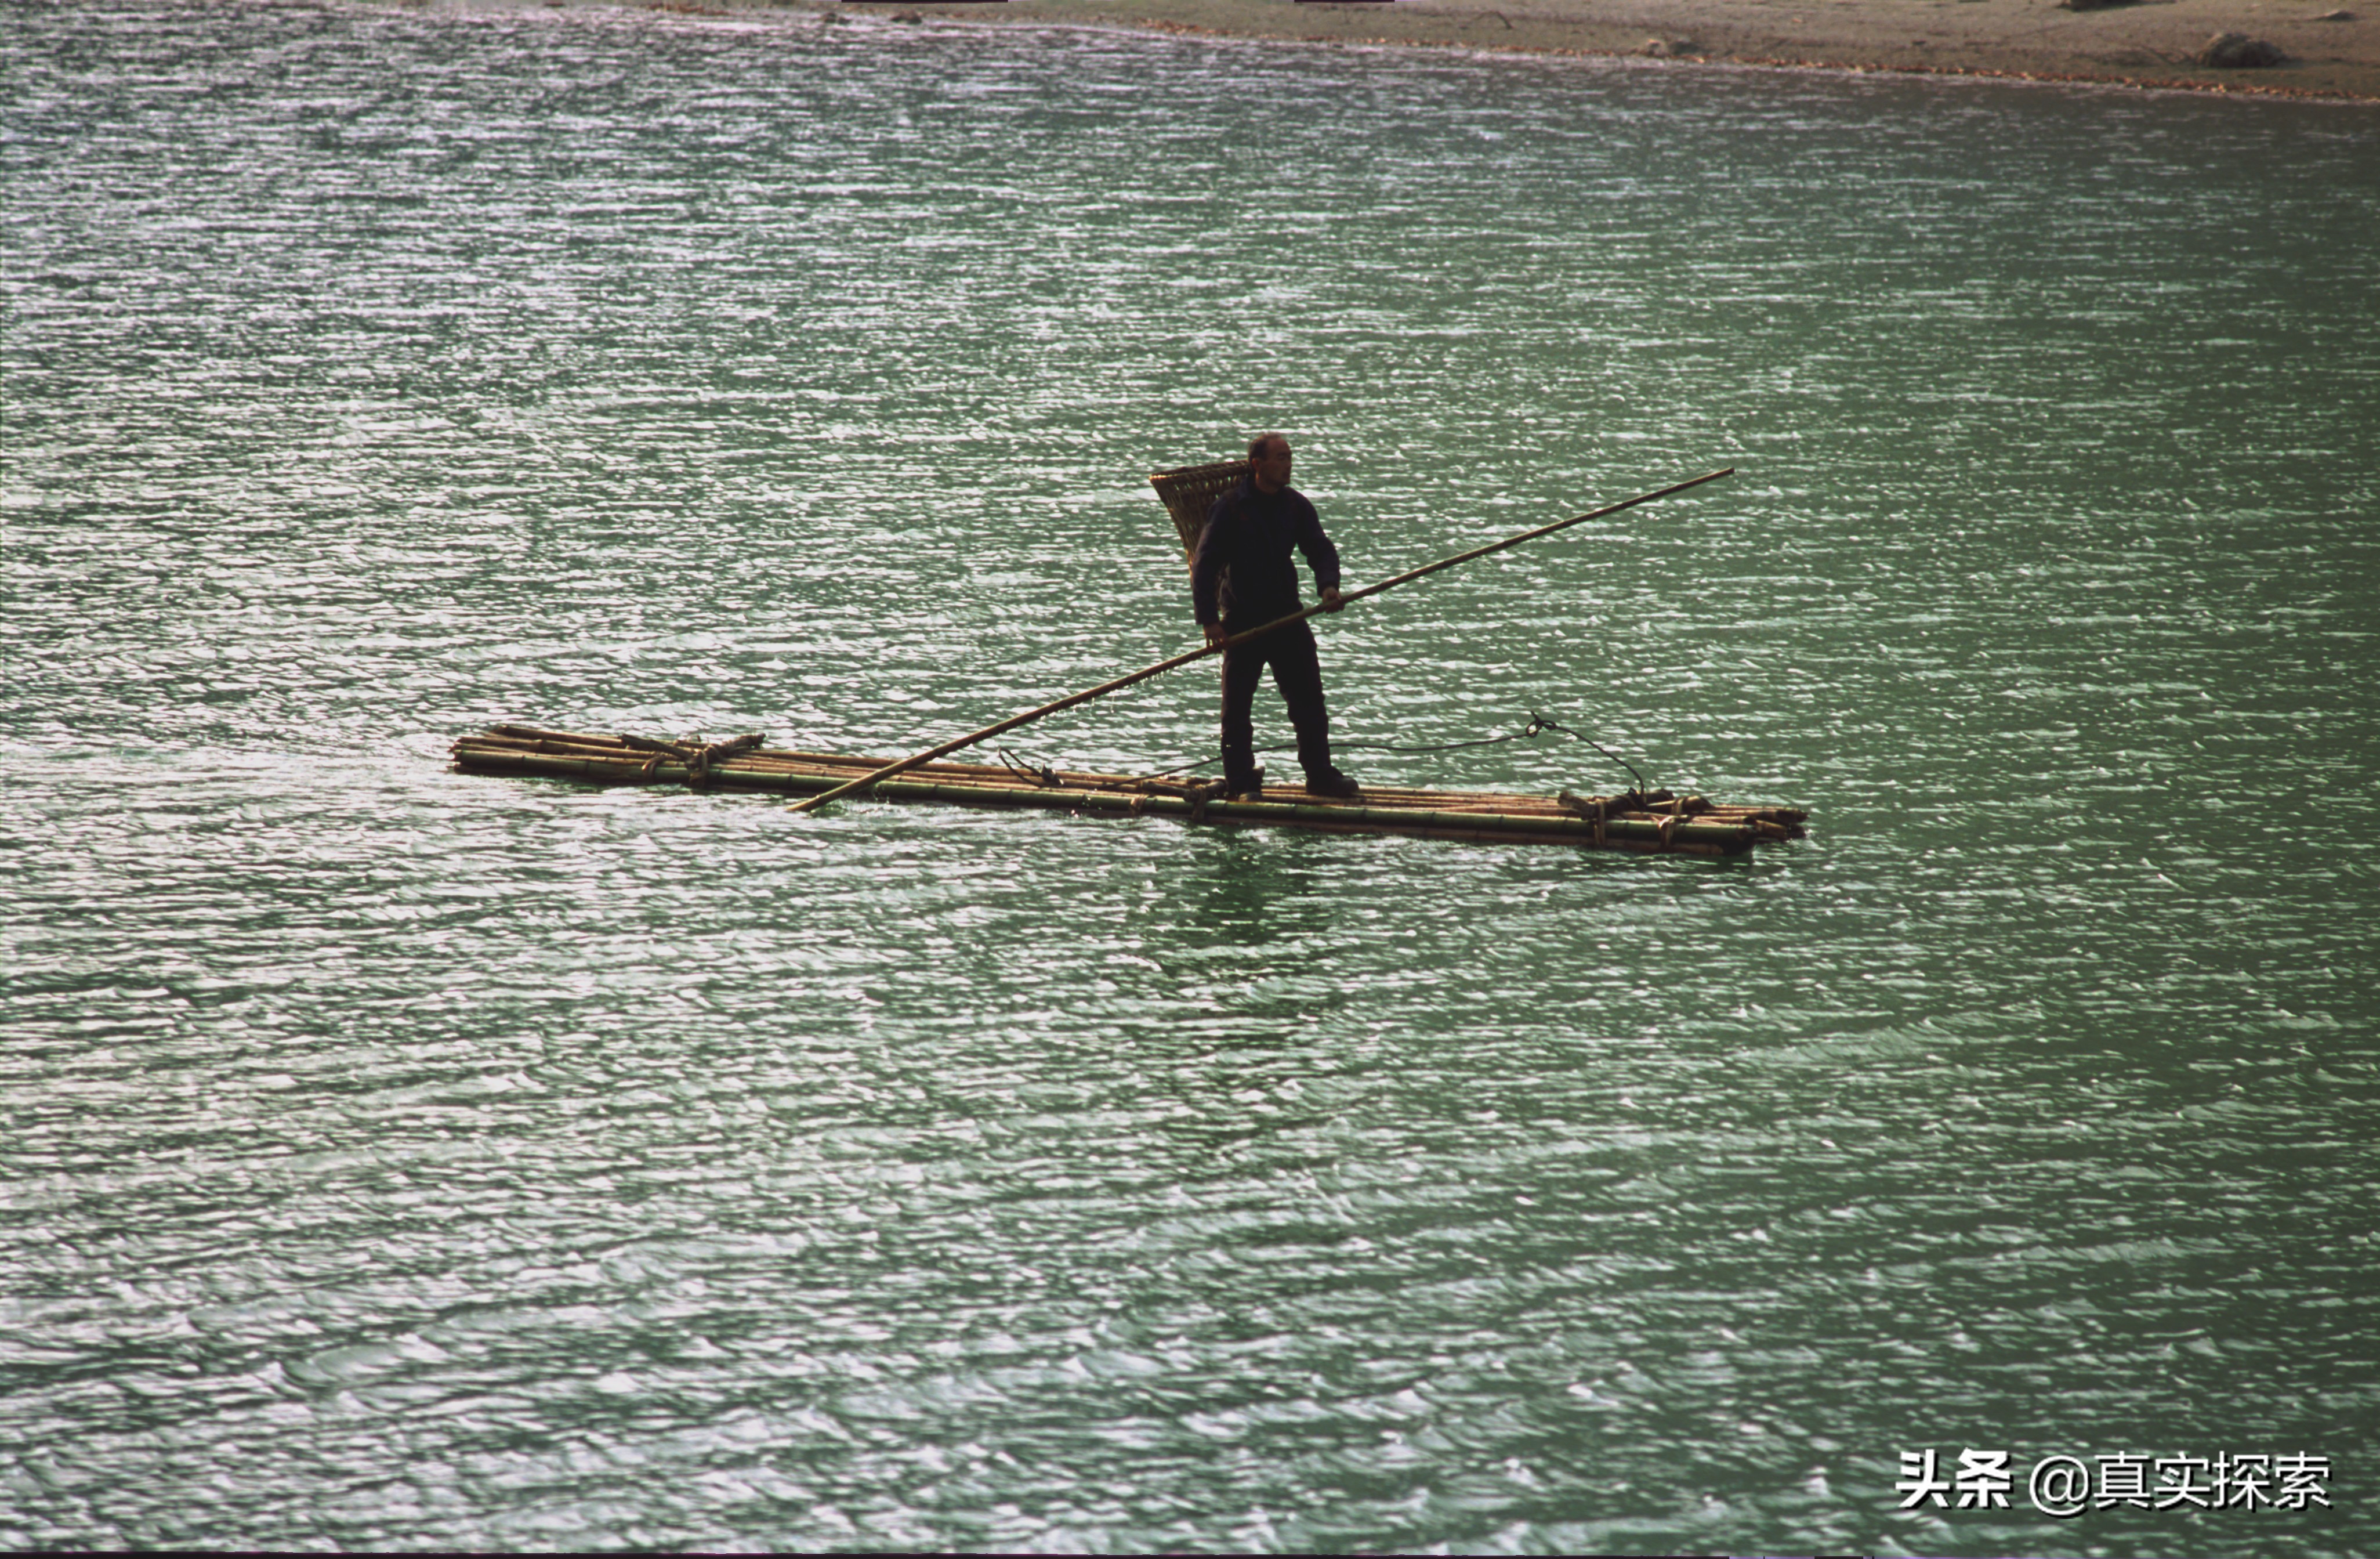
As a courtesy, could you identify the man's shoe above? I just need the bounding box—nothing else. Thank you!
[1304,769,1360,799]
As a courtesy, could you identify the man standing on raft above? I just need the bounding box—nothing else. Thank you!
[1192,432,1361,802]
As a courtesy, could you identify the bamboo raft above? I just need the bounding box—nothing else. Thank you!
[450,725,1809,857]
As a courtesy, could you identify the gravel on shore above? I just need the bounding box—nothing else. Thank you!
[527,0,2380,101]
[942,0,2380,99]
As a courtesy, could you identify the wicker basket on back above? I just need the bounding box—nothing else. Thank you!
[1147,459,1247,571]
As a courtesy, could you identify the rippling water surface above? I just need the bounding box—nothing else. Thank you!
[5,3,2377,1553]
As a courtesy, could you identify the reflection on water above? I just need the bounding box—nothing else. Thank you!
[3,1,2377,1553]
[1176,838,1339,950]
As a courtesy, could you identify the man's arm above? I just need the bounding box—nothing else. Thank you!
[1294,493,1343,607]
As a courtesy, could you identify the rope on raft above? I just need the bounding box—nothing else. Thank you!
[1001,710,1658,795]
[996,748,1063,788]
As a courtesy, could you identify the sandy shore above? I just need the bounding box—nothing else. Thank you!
[615,0,2380,101]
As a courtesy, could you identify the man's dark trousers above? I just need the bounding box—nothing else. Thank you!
[1220,618,1331,793]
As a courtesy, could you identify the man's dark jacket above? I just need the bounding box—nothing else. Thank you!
[1191,476,1341,628]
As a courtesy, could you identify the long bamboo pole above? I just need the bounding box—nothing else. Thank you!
[785,466,1734,814]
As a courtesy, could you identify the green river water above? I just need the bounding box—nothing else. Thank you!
[4,2,2377,1552]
